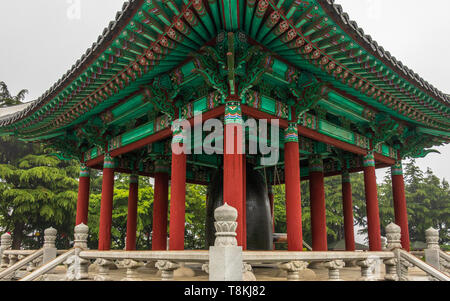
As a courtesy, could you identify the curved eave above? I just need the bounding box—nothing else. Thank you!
[0,0,449,139]
[0,0,145,128]
[317,0,450,114]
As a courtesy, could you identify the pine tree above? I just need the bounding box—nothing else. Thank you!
[0,81,28,107]
[0,150,79,249]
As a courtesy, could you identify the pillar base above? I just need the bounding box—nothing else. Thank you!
[275,267,317,280]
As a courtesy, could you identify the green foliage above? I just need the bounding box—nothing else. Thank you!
[184,184,207,250]
[0,142,79,249]
[86,179,207,250]
[0,136,40,165]
[403,160,450,244]
[0,81,28,107]
[85,176,155,250]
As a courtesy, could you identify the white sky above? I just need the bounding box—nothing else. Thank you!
[0,0,449,181]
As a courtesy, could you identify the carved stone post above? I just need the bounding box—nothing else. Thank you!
[94,258,115,281]
[27,258,41,272]
[65,223,91,281]
[384,223,402,281]
[43,227,57,264]
[425,227,440,249]
[357,259,376,281]
[17,255,25,275]
[424,227,440,270]
[242,263,256,281]
[8,254,18,267]
[278,261,308,281]
[0,233,12,268]
[2,253,17,280]
[324,260,345,281]
[383,258,398,281]
[202,263,210,276]
[74,223,89,249]
[122,259,143,281]
[386,223,402,250]
[208,203,243,281]
[381,236,387,250]
[155,260,180,281]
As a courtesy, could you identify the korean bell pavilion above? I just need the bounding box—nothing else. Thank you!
[1,0,449,253]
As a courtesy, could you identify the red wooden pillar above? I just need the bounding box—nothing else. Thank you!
[152,161,170,250]
[284,123,303,251]
[391,161,410,251]
[98,154,115,251]
[169,126,187,250]
[75,163,90,226]
[342,169,356,251]
[223,100,245,248]
[125,174,139,251]
[309,155,327,251]
[363,152,382,251]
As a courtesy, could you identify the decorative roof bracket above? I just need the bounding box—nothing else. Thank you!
[399,128,442,159]
[142,74,179,120]
[290,82,330,123]
[368,112,399,149]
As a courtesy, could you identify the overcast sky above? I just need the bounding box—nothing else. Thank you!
[0,0,448,181]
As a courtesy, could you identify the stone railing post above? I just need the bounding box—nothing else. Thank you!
[43,227,57,264]
[155,260,180,281]
[424,227,440,270]
[384,222,402,281]
[93,258,115,281]
[356,259,376,281]
[122,259,143,281]
[324,260,345,281]
[386,223,402,250]
[26,258,41,272]
[208,203,243,281]
[8,254,18,267]
[0,233,12,268]
[65,223,90,281]
[242,262,256,281]
[74,223,89,250]
[278,261,308,281]
[380,236,388,250]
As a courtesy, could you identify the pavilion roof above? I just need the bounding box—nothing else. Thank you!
[0,102,33,119]
[0,0,448,149]
[323,0,449,105]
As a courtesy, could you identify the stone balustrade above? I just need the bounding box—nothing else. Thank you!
[423,227,450,275]
[0,227,62,280]
[1,216,448,281]
[65,214,398,282]
[0,233,12,268]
